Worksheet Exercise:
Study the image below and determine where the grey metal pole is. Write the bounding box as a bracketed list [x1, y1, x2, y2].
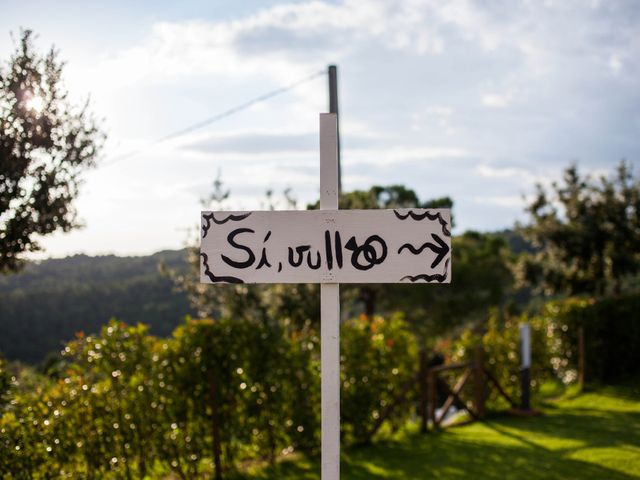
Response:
[328, 65, 341, 194]
[520, 323, 531, 411]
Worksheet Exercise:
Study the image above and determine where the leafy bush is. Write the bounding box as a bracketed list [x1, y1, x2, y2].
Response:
[1, 313, 420, 477]
[341, 314, 417, 444]
[449, 292, 640, 412]
[542, 293, 640, 384]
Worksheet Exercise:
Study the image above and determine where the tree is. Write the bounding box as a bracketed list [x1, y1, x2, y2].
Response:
[0, 30, 104, 273]
[516, 161, 640, 296]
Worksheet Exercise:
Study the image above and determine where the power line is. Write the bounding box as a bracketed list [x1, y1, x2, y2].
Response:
[102, 68, 326, 167]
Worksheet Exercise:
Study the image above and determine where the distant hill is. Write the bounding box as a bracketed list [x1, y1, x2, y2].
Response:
[0, 250, 194, 364]
[493, 229, 537, 255]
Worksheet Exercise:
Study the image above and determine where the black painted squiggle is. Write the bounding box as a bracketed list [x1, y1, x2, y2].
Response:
[202, 212, 252, 238]
[398, 243, 430, 255]
[393, 209, 451, 237]
[200, 253, 244, 284]
[393, 210, 433, 221]
[398, 233, 449, 269]
[400, 258, 450, 283]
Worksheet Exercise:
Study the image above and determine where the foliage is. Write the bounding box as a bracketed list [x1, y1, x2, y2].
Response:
[340, 314, 417, 444]
[0, 312, 421, 477]
[516, 161, 640, 296]
[540, 293, 640, 385]
[166, 317, 320, 474]
[450, 291, 640, 409]
[332, 185, 451, 215]
[2, 291, 634, 476]
[0, 30, 104, 273]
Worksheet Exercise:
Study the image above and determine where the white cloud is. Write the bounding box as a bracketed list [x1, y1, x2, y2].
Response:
[80, 0, 541, 95]
[475, 164, 537, 182]
[410, 105, 455, 133]
[346, 146, 470, 167]
[482, 91, 513, 108]
[473, 195, 525, 208]
[609, 54, 622, 75]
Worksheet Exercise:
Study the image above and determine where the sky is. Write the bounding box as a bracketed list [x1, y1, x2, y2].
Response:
[1, 0, 639, 258]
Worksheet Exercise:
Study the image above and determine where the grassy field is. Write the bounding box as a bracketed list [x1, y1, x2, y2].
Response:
[243, 386, 640, 479]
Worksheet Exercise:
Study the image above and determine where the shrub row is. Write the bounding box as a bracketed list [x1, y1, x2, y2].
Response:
[0, 314, 416, 479]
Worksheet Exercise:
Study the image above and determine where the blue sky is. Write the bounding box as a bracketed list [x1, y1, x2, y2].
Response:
[2, 0, 639, 257]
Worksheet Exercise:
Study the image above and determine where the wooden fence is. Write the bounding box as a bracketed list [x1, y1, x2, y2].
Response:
[365, 347, 517, 442]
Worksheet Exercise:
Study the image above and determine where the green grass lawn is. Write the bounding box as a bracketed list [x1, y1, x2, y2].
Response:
[244, 386, 640, 479]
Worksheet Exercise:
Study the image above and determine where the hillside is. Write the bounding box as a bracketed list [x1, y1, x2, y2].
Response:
[0, 250, 194, 363]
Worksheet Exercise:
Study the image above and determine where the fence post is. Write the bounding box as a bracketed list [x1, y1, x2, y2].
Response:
[427, 368, 437, 429]
[473, 346, 486, 419]
[419, 349, 428, 433]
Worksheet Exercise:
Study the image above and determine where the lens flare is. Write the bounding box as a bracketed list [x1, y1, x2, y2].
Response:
[25, 93, 45, 113]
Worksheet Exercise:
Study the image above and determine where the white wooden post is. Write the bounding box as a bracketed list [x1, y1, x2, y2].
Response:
[320, 113, 340, 480]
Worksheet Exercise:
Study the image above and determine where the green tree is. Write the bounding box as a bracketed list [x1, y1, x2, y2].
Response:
[0, 30, 104, 273]
[516, 161, 640, 296]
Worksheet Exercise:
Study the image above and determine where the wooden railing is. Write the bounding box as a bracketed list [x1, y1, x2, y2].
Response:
[424, 347, 517, 429]
[364, 347, 517, 442]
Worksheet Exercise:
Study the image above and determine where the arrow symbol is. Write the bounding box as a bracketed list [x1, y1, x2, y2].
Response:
[397, 233, 450, 269]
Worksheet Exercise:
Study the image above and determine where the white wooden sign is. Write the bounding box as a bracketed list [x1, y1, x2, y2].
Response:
[200, 209, 451, 284]
[200, 114, 451, 480]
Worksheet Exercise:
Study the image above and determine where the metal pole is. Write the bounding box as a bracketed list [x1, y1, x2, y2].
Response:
[320, 113, 340, 480]
[520, 323, 531, 411]
[328, 65, 341, 194]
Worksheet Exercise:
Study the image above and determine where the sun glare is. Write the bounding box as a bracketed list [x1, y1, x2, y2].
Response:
[25, 93, 45, 113]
